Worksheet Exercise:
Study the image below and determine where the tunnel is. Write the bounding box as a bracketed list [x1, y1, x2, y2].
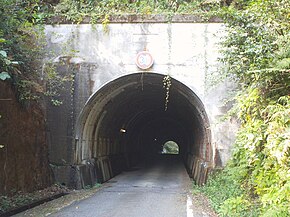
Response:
[74, 72, 213, 185]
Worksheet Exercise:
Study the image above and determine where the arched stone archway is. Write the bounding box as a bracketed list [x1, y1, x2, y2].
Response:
[74, 72, 213, 184]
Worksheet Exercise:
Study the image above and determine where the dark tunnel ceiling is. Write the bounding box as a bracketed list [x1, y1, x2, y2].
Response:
[77, 72, 212, 163]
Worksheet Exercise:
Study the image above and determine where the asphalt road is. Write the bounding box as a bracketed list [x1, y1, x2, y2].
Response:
[50, 156, 195, 217]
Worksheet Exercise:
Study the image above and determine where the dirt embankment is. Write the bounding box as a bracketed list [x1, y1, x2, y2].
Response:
[0, 81, 52, 195]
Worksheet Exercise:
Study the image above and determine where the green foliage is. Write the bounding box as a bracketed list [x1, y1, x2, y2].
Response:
[0, 0, 46, 100]
[93, 183, 102, 188]
[0, 184, 69, 214]
[0, 193, 34, 213]
[220, 196, 254, 217]
[162, 141, 179, 154]
[219, 0, 290, 88]
[230, 92, 290, 216]
[198, 0, 290, 216]
[43, 61, 75, 106]
[0, 40, 18, 81]
[194, 169, 245, 212]
[84, 182, 101, 189]
[51, 0, 224, 23]
[0, 72, 11, 81]
[0, 1, 74, 105]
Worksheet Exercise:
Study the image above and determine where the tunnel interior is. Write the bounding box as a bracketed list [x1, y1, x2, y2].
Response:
[75, 73, 213, 185]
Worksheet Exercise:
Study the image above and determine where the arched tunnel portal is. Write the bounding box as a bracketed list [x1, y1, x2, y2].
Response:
[75, 72, 213, 185]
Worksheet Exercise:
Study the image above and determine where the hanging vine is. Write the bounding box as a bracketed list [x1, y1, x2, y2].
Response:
[163, 74, 172, 111]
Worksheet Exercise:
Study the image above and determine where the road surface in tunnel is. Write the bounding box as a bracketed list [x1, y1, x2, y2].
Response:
[50, 156, 197, 217]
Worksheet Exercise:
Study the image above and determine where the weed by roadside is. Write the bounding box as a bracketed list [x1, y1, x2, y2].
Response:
[0, 184, 69, 214]
[192, 169, 261, 217]
[13, 183, 103, 217]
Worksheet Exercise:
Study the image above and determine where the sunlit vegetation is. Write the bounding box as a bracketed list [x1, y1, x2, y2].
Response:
[195, 0, 290, 216]
[0, 0, 74, 104]
[0, 1, 45, 100]
[162, 141, 179, 154]
[48, 0, 226, 23]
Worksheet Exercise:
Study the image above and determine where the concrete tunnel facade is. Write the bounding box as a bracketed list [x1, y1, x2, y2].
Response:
[45, 21, 238, 188]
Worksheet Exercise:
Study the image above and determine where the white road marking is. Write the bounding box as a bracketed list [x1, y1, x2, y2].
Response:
[187, 194, 194, 217]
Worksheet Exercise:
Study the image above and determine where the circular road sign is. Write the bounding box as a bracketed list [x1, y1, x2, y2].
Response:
[135, 51, 154, 70]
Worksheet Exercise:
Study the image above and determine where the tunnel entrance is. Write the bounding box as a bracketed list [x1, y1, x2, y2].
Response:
[75, 72, 213, 185]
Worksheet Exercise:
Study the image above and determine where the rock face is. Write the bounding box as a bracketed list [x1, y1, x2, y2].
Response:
[0, 81, 52, 195]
